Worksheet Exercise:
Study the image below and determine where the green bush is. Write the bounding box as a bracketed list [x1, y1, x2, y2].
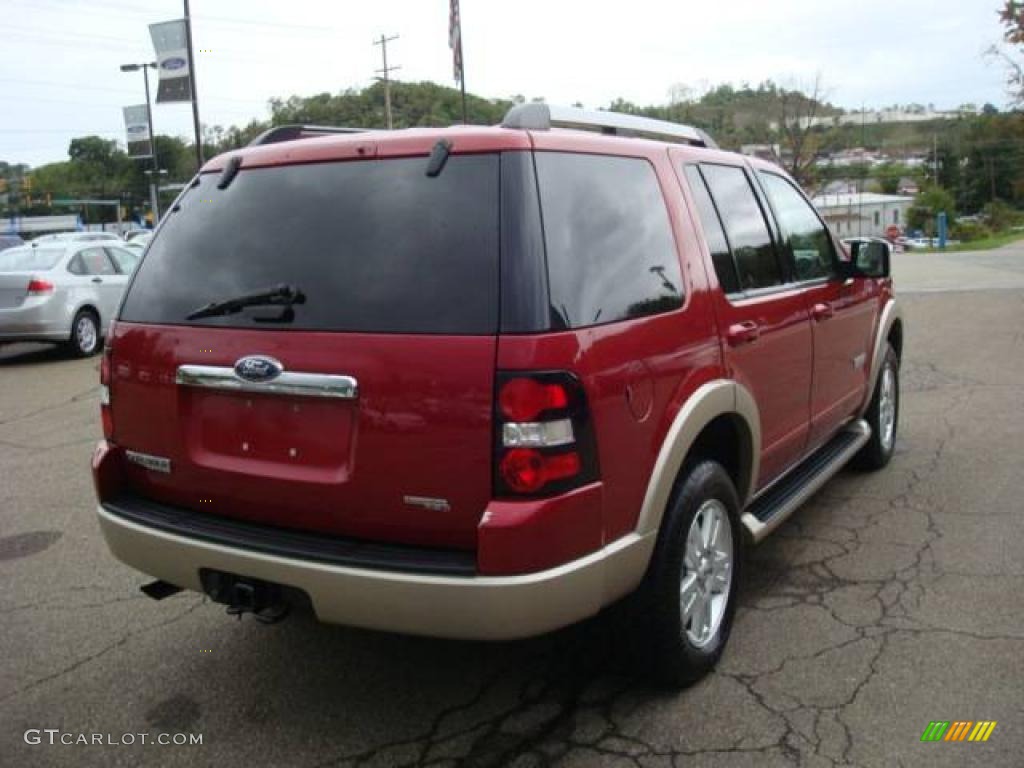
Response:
[982, 200, 1024, 231]
[950, 221, 992, 242]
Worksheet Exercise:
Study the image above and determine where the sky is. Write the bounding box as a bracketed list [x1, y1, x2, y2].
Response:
[0, 0, 1014, 168]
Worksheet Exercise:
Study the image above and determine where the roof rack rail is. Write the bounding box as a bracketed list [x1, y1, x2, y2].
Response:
[501, 103, 718, 149]
[248, 124, 367, 147]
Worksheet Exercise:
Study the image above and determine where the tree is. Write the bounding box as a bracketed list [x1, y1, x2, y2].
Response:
[908, 186, 956, 234]
[991, 1, 1023, 104]
[773, 75, 834, 186]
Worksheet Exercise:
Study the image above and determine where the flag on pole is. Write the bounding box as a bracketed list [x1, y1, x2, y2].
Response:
[149, 20, 192, 103]
[449, 0, 463, 84]
[122, 105, 152, 158]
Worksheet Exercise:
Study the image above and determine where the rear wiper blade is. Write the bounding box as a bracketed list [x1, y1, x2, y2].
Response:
[186, 284, 306, 321]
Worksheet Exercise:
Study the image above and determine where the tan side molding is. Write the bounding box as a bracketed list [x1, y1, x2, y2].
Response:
[859, 298, 902, 416]
[634, 380, 761, 538]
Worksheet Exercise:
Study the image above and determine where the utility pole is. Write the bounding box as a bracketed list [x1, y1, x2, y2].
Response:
[373, 34, 400, 130]
[858, 104, 865, 237]
[184, 0, 203, 167]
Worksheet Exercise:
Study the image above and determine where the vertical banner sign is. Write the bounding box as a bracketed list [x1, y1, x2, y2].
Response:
[449, 0, 462, 83]
[149, 20, 192, 103]
[122, 105, 151, 157]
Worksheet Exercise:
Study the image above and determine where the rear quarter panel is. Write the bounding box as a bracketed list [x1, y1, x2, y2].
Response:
[497, 140, 724, 542]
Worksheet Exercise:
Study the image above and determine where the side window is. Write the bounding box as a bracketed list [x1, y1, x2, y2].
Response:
[759, 172, 834, 281]
[106, 247, 139, 274]
[699, 164, 782, 291]
[67, 254, 85, 275]
[535, 152, 683, 329]
[683, 165, 740, 294]
[79, 247, 117, 276]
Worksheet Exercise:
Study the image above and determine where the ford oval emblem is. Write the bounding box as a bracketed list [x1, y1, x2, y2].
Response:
[162, 57, 187, 71]
[234, 355, 283, 383]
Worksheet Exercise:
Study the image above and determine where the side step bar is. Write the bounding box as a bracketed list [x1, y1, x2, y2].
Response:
[741, 419, 871, 543]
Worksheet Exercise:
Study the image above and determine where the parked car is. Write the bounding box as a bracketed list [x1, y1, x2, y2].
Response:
[128, 231, 152, 249]
[0, 240, 138, 355]
[0, 234, 25, 252]
[92, 105, 902, 686]
[34, 231, 122, 244]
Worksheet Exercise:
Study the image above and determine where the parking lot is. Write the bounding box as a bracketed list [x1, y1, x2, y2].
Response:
[2, 244, 1023, 768]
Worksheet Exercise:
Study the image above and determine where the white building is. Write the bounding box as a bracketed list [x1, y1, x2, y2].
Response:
[812, 193, 914, 238]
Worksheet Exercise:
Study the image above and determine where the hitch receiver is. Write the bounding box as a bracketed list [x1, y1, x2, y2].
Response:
[199, 569, 291, 624]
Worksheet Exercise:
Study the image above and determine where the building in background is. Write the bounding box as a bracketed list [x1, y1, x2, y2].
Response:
[812, 192, 914, 238]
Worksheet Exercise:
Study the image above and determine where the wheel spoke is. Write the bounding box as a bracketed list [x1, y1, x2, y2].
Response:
[685, 525, 702, 570]
[699, 592, 713, 639]
[709, 511, 724, 551]
[709, 560, 731, 593]
[680, 573, 700, 625]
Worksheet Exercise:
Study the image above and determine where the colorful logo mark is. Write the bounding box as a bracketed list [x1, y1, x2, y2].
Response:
[921, 721, 997, 742]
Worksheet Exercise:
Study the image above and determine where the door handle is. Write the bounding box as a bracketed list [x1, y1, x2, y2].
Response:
[726, 321, 761, 346]
[91, 277, 103, 284]
[811, 302, 834, 321]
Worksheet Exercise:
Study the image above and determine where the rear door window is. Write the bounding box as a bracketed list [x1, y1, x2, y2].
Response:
[120, 155, 499, 334]
[535, 152, 683, 329]
[79, 247, 117, 275]
[684, 166, 741, 294]
[699, 164, 783, 292]
[759, 172, 834, 281]
[106, 246, 140, 274]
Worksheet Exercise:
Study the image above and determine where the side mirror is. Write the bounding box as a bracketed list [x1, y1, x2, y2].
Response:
[844, 240, 890, 279]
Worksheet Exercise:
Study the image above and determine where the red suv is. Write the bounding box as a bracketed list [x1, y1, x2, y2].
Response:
[92, 104, 902, 686]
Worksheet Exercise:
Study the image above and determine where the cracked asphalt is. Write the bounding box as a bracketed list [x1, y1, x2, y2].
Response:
[2, 243, 1023, 767]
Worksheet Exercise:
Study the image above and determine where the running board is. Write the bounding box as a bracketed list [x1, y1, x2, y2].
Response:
[741, 419, 871, 543]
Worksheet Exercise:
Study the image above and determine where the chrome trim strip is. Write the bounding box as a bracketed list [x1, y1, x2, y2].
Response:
[741, 419, 871, 543]
[176, 364, 358, 400]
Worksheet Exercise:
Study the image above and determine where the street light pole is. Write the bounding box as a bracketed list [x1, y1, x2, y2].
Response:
[121, 62, 161, 224]
[141, 64, 160, 222]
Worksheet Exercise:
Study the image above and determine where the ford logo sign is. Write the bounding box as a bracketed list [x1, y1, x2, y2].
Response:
[234, 355, 283, 383]
[161, 57, 187, 71]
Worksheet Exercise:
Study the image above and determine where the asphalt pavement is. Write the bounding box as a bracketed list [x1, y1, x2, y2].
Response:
[1, 242, 1023, 767]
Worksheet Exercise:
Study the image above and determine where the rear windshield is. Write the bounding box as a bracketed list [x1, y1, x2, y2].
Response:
[0, 247, 64, 272]
[120, 154, 499, 334]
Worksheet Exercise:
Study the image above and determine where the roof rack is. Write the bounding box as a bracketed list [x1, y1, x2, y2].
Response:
[248, 124, 367, 147]
[501, 103, 717, 149]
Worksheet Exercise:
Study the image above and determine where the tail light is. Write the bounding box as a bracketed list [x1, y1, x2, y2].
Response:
[26, 277, 54, 295]
[99, 342, 113, 440]
[494, 372, 599, 497]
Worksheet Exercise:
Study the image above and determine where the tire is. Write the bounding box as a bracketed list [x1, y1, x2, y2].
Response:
[68, 309, 101, 357]
[855, 343, 899, 470]
[627, 460, 743, 688]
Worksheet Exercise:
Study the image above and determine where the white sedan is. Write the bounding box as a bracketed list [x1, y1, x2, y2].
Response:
[0, 240, 140, 356]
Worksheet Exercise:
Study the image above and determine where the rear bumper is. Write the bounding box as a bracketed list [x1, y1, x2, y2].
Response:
[96, 504, 655, 640]
[0, 298, 69, 340]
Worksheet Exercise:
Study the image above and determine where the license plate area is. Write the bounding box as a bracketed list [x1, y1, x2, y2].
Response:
[181, 390, 356, 482]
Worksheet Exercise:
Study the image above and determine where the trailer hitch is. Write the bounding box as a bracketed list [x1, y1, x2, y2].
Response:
[199, 569, 291, 624]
